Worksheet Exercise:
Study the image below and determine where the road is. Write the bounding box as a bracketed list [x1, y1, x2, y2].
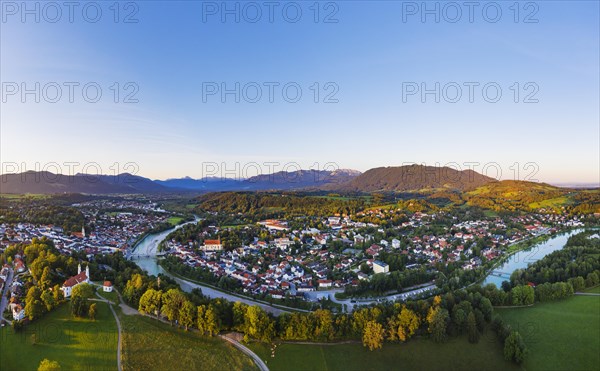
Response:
[0, 268, 14, 325]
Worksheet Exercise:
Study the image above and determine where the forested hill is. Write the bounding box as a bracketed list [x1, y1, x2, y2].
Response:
[324, 165, 495, 192]
[465, 180, 600, 214]
[195, 192, 365, 218]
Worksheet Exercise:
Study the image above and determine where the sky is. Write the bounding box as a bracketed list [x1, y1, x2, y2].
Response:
[1, 1, 599, 184]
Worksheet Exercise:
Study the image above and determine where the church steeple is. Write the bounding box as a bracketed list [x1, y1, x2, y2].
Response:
[85, 264, 90, 279]
[82, 226, 86, 238]
[78, 263, 81, 274]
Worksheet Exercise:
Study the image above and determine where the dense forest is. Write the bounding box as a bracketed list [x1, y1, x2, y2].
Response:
[195, 192, 366, 219]
[464, 181, 600, 214]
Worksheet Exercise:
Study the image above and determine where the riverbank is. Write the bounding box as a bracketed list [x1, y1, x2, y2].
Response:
[158, 262, 310, 315]
[480, 227, 586, 287]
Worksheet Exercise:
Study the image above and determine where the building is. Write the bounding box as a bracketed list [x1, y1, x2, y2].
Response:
[103, 281, 113, 292]
[11, 303, 25, 321]
[373, 260, 389, 274]
[318, 279, 332, 288]
[202, 239, 223, 252]
[13, 258, 26, 273]
[259, 220, 289, 231]
[274, 238, 293, 250]
[61, 264, 90, 298]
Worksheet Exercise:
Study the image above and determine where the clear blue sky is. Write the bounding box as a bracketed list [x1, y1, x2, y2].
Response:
[1, 1, 598, 184]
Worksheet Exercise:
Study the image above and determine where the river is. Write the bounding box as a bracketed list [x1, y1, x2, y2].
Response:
[482, 228, 586, 287]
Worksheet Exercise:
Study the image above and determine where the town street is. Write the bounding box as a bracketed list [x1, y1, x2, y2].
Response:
[0, 267, 14, 324]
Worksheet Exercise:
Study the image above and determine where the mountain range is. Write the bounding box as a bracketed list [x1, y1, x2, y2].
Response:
[0, 165, 578, 195]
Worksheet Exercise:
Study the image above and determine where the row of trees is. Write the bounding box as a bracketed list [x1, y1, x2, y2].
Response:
[130, 267, 498, 353]
[138, 287, 276, 342]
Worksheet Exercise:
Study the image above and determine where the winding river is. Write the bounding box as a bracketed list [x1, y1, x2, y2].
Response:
[482, 228, 586, 287]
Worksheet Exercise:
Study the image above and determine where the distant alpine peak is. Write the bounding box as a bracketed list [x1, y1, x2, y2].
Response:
[330, 168, 362, 176]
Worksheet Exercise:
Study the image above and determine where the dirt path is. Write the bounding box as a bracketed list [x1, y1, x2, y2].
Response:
[220, 334, 269, 371]
[95, 292, 123, 371]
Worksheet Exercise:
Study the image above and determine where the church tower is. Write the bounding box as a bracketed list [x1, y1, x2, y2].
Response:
[78, 263, 81, 275]
[85, 265, 90, 279]
[82, 226, 86, 238]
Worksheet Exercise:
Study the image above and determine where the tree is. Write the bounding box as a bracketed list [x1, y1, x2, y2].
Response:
[586, 272, 599, 287]
[429, 308, 449, 343]
[313, 309, 334, 341]
[232, 302, 248, 332]
[139, 289, 162, 317]
[452, 308, 466, 333]
[25, 286, 45, 321]
[479, 297, 493, 321]
[39, 267, 52, 291]
[197, 305, 207, 334]
[179, 300, 196, 331]
[204, 305, 220, 336]
[568, 276, 585, 292]
[123, 273, 146, 307]
[504, 331, 528, 363]
[41, 291, 55, 312]
[52, 285, 64, 304]
[388, 305, 420, 342]
[71, 283, 94, 300]
[38, 359, 61, 371]
[243, 306, 274, 343]
[161, 289, 186, 325]
[70, 296, 89, 317]
[362, 320, 385, 351]
[467, 312, 479, 343]
[511, 285, 534, 306]
[88, 303, 97, 320]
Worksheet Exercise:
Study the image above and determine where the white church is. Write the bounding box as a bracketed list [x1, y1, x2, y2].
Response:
[61, 264, 90, 298]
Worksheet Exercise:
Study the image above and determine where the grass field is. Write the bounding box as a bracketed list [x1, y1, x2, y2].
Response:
[497, 295, 600, 371]
[529, 196, 571, 209]
[248, 333, 520, 371]
[585, 286, 600, 294]
[0, 302, 118, 371]
[96, 287, 120, 304]
[167, 216, 184, 226]
[119, 311, 257, 371]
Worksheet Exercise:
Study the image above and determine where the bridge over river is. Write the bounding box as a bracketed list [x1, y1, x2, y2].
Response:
[488, 271, 512, 279]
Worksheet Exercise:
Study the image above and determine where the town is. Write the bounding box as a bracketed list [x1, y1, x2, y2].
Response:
[1, 194, 589, 323]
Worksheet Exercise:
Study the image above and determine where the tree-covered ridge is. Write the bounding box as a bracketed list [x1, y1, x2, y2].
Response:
[325, 165, 495, 192]
[191, 181, 599, 219]
[195, 192, 366, 218]
[464, 181, 599, 214]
